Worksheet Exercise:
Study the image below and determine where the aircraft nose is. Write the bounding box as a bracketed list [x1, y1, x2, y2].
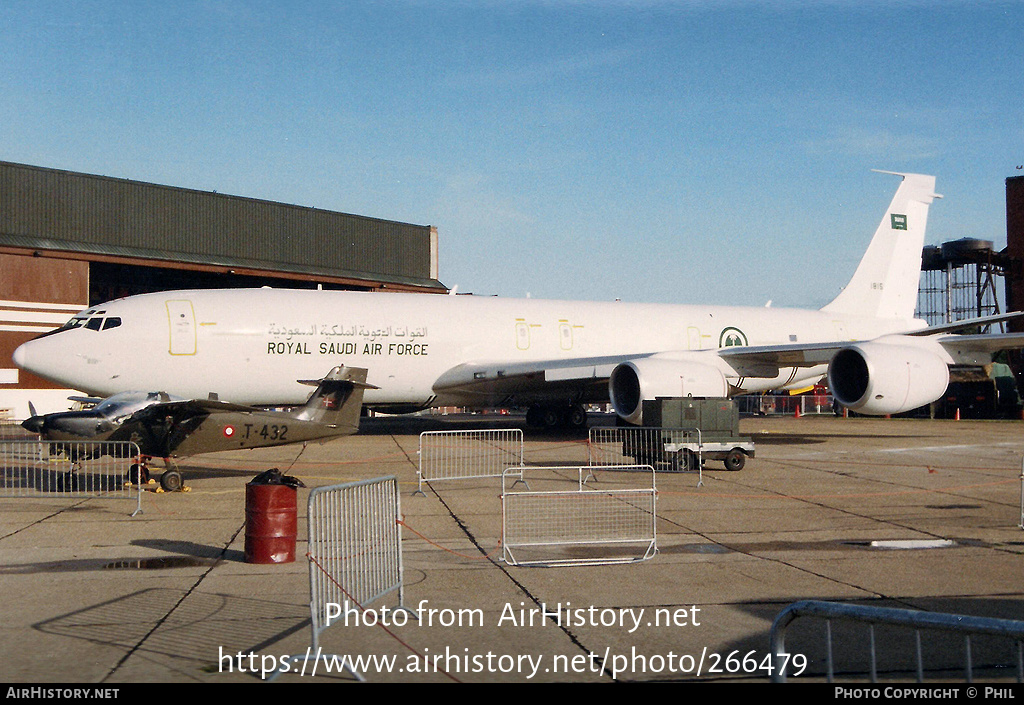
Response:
[12, 342, 28, 370]
[21, 416, 44, 434]
[12, 335, 80, 387]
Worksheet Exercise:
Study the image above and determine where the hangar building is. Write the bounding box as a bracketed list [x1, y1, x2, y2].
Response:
[0, 160, 445, 417]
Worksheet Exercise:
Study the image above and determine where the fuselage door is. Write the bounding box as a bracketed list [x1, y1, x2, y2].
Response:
[559, 320, 573, 351]
[515, 319, 530, 350]
[166, 300, 197, 355]
[687, 326, 701, 350]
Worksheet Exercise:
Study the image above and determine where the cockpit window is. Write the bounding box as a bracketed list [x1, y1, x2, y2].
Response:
[94, 391, 181, 422]
[32, 313, 122, 339]
[31, 316, 84, 339]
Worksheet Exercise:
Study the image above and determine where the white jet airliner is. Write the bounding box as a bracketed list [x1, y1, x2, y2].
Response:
[12, 171, 1024, 427]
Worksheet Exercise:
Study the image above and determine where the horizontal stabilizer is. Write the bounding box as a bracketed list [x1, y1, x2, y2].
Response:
[298, 366, 379, 389]
[909, 311, 1024, 336]
[67, 395, 104, 406]
[937, 332, 1024, 354]
[292, 366, 371, 429]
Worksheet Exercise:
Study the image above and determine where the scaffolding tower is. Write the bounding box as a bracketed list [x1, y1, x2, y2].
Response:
[915, 238, 1021, 419]
[916, 239, 1009, 331]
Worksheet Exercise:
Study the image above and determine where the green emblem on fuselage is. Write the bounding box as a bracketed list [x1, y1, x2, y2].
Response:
[719, 327, 748, 348]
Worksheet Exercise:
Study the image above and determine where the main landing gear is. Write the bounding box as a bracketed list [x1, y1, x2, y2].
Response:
[126, 461, 150, 485]
[525, 403, 589, 431]
[125, 456, 184, 491]
[159, 469, 183, 492]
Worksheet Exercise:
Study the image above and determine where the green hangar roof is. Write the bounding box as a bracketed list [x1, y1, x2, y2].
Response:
[0, 160, 444, 292]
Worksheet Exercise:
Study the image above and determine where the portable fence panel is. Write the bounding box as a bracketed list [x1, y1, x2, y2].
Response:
[417, 429, 524, 491]
[0, 440, 143, 514]
[770, 600, 1024, 683]
[501, 466, 657, 567]
[589, 427, 701, 472]
[307, 476, 406, 649]
[0, 418, 32, 440]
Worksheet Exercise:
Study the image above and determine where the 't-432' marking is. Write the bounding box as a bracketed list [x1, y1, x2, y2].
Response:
[242, 424, 288, 442]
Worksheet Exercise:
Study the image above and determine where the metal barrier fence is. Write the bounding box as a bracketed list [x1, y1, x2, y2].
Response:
[0, 418, 34, 439]
[501, 465, 658, 567]
[280, 476, 409, 681]
[416, 428, 524, 494]
[0, 440, 143, 515]
[589, 426, 706, 486]
[770, 600, 1024, 683]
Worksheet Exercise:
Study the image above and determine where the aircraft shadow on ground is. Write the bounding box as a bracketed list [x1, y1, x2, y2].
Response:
[357, 413, 589, 441]
[357, 414, 933, 447]
[747, 430, 943, 446]
[166, 464, 263, 481]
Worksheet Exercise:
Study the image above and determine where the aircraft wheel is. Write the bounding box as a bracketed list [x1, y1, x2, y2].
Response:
[724, 449, 746, 471]
[671, 450, 697, 471]
[541, 407, 563, 428]
[160, 470, 183, 492]
[566, 404, 588, 429]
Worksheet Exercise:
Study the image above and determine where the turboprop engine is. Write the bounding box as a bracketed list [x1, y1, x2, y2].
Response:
[609, 355, 728, 425]
[827, 340, 950, 416]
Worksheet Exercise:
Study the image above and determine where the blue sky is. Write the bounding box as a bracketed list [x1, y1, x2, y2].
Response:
[2, 1, 1021, 307]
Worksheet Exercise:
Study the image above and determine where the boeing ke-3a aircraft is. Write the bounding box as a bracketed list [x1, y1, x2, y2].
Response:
[13, 171, 1024, 428]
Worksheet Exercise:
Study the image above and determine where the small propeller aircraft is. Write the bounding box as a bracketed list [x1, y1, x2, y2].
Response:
[21, 366, 374, 491]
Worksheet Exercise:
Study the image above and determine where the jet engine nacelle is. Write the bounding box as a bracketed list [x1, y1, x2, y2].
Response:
[827, 341, 950, 415]
[609, 356, 728, 425]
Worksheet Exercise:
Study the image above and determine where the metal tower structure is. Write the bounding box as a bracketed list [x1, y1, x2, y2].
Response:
[916, 239, 1009, 331]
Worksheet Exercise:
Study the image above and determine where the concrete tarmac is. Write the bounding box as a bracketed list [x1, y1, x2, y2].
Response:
[3, 413, 1024, 684]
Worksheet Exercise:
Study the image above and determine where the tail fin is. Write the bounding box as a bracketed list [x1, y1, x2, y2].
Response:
[290, 366, 375, 432]
[821, 171, 942, 320]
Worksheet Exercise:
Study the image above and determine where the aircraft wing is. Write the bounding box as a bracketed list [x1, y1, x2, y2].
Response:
[432, 345, 832, 405]
[906, 311, 1024, 336]
[164, 399, 258, 413]
[716, 329, 1024, 371]
[934, 332, 1024, 354]
[432, 353, 656, 398]
[129, 398, 257, 425]
[716, 341, 843, 370]
[718, 313, 1024, 369]
[433, 318, 1024, 403]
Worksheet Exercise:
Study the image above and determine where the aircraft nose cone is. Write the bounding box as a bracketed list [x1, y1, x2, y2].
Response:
[12, 343, 28, 370]
[22, 416, 45, 434]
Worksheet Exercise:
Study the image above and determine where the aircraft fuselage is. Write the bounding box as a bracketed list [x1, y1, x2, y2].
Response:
[13, 288, 923, 410]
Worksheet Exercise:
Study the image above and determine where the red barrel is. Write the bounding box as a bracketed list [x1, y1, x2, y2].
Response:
[244, 483, 298, 564]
